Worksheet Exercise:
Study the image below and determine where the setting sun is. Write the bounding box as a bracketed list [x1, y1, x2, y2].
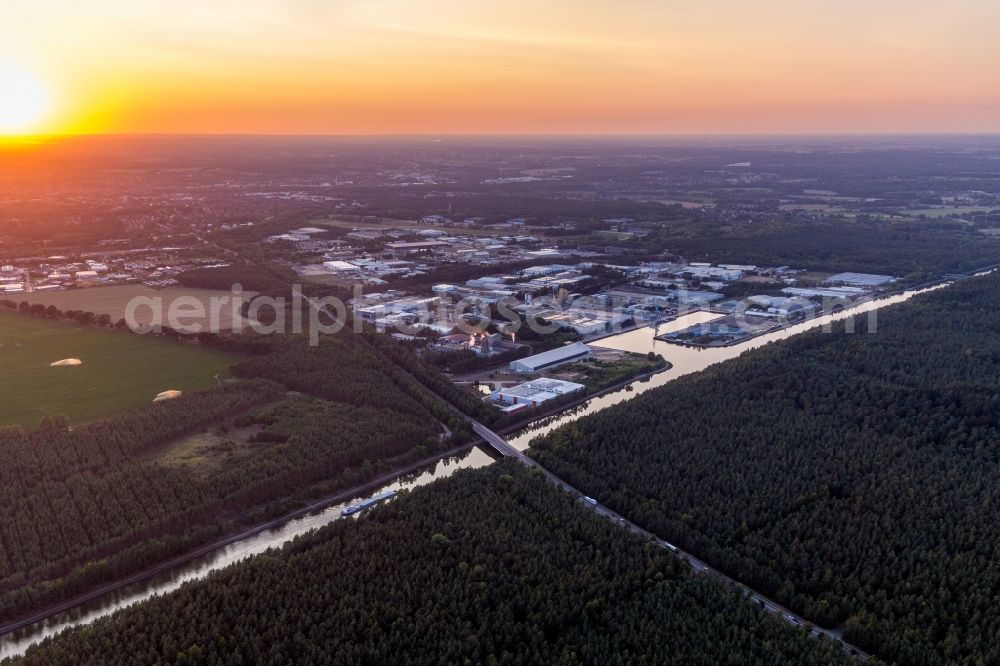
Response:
[0, 60, 49, 134]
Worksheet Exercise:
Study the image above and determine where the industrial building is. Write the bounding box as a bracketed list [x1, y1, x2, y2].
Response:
[827, 272, 895, 287]
[524, 248, 564, 259]
[323, 260, 361, 274]
[675, 290, 725, 306]
[489, 378, 586, 407]
[634, 278, 679, 290]
[509, 342, 591, 373]
[745, 295, 819, 317]
[354, 296, 439, 322]
[431, 332, 511, 356]
[674, 265, 744, 281]
[526, 307, 631, 335]
[466, 276, 511, 289]
[666, 322, 747, 340]
[385, 240, 451, 254]
[782, 286, 865, 299]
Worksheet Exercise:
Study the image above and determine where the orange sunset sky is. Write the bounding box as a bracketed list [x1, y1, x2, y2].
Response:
[2, 0, 999, 135]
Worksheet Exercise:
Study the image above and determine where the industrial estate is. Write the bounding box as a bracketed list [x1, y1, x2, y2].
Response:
[1, 134, 999, 666]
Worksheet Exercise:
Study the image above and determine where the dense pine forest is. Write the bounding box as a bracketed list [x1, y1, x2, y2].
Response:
[639, 217, 1000, 280]
[0, 381, 277, 618]
[531, 273, 1000, 665]
[9, 463, 855, 666]
[0, 327, 473, 624]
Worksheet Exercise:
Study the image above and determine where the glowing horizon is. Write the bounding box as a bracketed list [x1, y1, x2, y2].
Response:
[3, 0, 999, 136]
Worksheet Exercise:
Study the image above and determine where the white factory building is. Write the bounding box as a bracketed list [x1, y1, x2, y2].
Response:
[782, 286, 865, 299]
[676, 265, 743, 281]
[826, 272, 895, 287]
[745, 295, 819, 316]
[354, 296, 439, 322]
[509, 342, 591, 373]
[489, 378, 585, 408]
[530, 308, 631, 335]
[323, 260, 362, 275]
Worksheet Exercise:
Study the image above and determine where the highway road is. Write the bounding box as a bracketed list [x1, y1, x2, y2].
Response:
[471, 420, 870, 662]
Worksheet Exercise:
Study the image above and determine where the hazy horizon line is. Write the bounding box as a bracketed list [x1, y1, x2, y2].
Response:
[6, 130, 1000, 142]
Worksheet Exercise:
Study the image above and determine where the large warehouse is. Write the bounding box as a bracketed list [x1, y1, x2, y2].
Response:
[489, 378, 586, 407]
[509, 342, 591, 373]
[827, 272, 895, 287]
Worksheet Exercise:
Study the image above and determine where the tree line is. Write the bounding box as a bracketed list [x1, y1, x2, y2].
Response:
[1, 298, 275, 355]
[0, 299, 116, 328]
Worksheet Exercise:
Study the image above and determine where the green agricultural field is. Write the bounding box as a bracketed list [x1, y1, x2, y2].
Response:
[23, 284, 258, 330]
[903, 206, 996, 219]
[0, 311, 240, 429]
